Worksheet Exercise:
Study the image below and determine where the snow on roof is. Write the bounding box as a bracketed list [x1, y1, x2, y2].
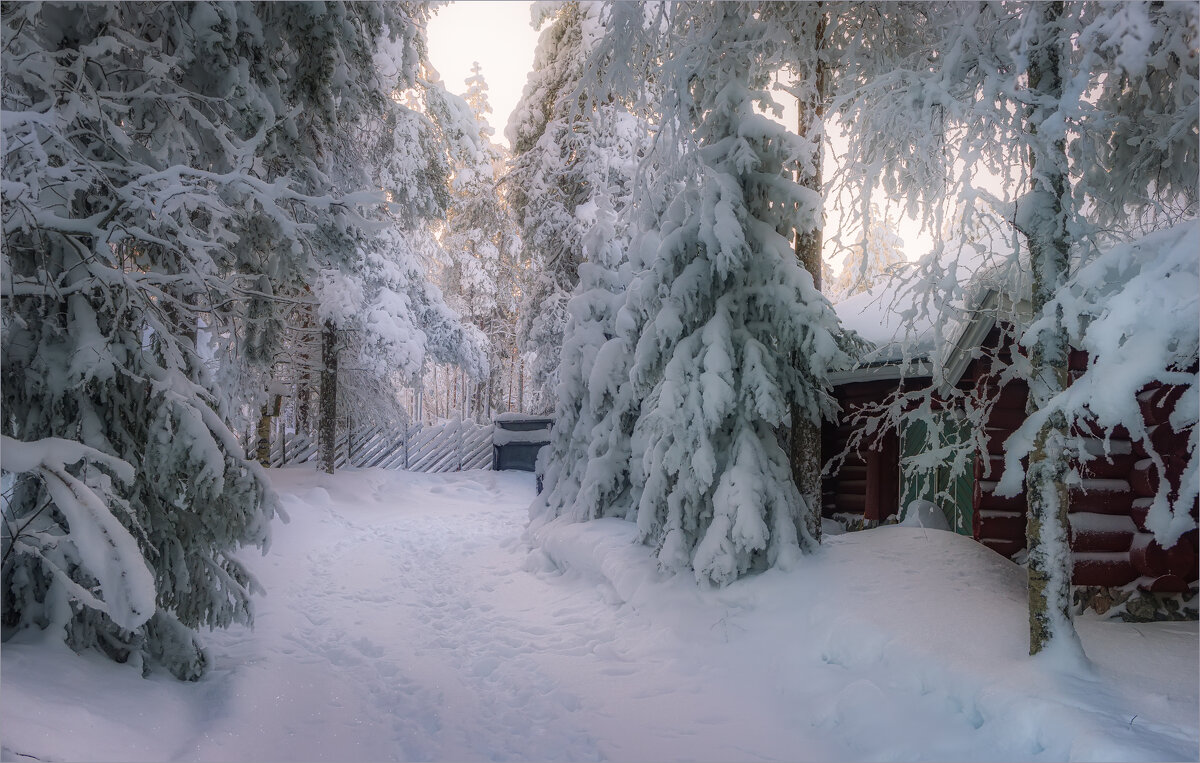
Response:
[833, 278, 936, 363]
[832, 228, 1022, 380]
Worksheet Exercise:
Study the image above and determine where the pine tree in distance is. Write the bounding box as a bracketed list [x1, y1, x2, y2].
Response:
[439, 62, 522, 420]
[506, 1, 599, 415]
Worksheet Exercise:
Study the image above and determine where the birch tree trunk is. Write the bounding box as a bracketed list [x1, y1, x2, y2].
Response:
[319, 319, 339, 475]
[1018, 0, 1082, 658]
[790, 7, 828, 545]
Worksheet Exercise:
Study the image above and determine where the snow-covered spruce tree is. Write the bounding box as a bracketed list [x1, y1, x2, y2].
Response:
[256, 2, 410, 474]
[231, 3, 432, 452]
[530, 190, 629, 526]
[253, 3, 485, 469]
[526, 95, 646, 522]
[1, 2, 291, 677]
[346, 69, 491, 424]
[610, 3, 848, 585]
[505, 1, 608, 415]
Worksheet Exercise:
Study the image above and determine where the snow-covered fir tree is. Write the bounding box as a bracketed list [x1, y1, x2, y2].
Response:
[1, 2, 290, 677]
[520, 11, 651, 524]
[336, 74, 490, 431]
[251, 4, 486, 464]
[0, 0, 484, 674]
[531, 191, 632, 525]
[592, 3, 851, 585]
[528, 107, 662, 528]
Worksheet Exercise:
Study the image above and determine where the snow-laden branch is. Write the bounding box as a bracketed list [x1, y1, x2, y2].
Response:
[1, 436, 156, 631]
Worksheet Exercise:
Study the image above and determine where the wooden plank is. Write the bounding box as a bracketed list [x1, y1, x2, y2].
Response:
[364, 437, 406, 469]
[408, 438, 450, 471]
[462, 439, 493, 470]
[347, 426, 383, 467]
[353, 428, 394, 467]
[410, 434, 457, 471]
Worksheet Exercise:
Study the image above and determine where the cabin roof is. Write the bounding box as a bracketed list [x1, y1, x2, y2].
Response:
[831, 228, 1023, 387]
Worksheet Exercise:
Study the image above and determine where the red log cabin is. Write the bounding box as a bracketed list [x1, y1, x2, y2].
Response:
[827, 275, 1198, 616]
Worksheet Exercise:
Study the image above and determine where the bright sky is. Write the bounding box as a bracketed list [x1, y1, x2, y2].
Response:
[426, 1, 933, 268]
[426, 1, 540, 148]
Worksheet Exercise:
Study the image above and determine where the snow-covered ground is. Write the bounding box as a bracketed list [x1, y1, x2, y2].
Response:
[2, 467, 1196, 762]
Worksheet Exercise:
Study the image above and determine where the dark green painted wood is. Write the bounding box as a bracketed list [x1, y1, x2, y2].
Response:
[900, 412, 974, 535]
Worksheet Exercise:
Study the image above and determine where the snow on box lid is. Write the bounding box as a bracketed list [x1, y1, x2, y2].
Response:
[492, 414, 553, 445]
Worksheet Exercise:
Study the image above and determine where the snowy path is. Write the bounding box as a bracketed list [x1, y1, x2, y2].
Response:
[183, 470, 594, 761]
[2, 466, 1196, 762]
[182, 468, 831, 763]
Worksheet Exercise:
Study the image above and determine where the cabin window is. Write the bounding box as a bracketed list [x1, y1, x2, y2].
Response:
[900, 409, 974, 535]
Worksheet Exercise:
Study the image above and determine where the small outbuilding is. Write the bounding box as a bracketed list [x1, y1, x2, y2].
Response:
[492, 414, 554, 472]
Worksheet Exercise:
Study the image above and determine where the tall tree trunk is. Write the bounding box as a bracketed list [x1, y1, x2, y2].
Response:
[256, 403, 272, 466]
[297, 297, 314, 436]
[486, 372, 494, 420]
[790, 7, 828, 546]
[1019, 0, 1081, 658]
[518, 355, 525, 413]
[297, 380, 311, 435]
[319, 319, 339, 475]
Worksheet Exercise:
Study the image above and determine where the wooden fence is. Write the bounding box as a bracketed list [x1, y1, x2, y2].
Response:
[270, 417, 494, 472]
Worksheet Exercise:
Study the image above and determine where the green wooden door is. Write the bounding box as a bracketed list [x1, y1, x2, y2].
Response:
[900, 411, 974, 535]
